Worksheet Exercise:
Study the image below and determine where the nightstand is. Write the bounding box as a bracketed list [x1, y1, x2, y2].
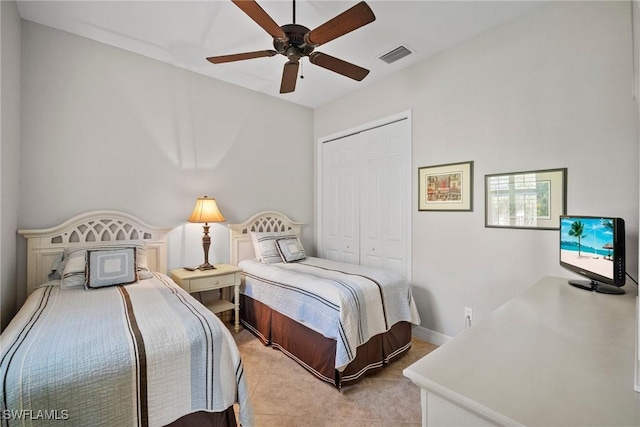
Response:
[170, 264, 242, 332]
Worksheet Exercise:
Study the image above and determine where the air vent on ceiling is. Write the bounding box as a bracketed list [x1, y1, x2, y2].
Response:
[379, 46, 412, 64]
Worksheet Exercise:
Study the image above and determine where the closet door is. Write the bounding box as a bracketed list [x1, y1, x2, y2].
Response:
[359, 120, 410, 275]
[322, 136, 360, 264]
[321, 118, 410, 278]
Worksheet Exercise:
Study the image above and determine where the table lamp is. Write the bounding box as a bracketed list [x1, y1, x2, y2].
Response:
[188, 196, 225, 270]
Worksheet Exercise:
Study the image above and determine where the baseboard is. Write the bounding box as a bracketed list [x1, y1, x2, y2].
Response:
[412, 324, 452, 346]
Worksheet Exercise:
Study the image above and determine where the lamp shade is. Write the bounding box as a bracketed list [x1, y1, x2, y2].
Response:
[187, 196, 225, 224]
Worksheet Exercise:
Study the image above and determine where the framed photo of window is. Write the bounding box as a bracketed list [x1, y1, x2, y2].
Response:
[485, 168, 566, 230]
[418, 161, 473, 211]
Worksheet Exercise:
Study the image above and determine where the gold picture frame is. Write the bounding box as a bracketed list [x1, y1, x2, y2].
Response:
[418, 161, 473, 211]
[485, 168, 567, 230]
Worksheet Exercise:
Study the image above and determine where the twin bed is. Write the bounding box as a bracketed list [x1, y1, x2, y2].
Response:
[1, 211, 252, 427]
[1, 209, 421, 426]
[229, 211, 421, 389]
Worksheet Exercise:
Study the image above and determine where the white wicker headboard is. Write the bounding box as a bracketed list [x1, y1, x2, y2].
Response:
[228, 211, 304, 265]
[18, 210, 171, 296]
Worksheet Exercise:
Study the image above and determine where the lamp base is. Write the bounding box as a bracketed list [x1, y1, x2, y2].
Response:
[198, 262, 216, 271]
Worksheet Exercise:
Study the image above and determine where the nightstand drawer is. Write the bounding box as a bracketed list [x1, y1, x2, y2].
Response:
[189, 273, 236, 292]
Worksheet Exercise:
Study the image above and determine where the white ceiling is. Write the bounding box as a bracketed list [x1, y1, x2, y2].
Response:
[16, 0, 547, 108]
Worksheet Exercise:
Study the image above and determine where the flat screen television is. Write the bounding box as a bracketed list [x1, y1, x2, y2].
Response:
[559, 215, 626, 294]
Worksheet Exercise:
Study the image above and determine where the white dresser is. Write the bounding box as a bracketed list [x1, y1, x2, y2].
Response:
[404, 276, 640, 426]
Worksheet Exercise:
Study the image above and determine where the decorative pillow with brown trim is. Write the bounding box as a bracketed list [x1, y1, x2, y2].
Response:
[275, 236, 307, 263]
[85, 247, 137, 289]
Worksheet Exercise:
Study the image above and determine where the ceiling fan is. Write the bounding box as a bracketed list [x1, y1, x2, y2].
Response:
[206, 0, 376, 94]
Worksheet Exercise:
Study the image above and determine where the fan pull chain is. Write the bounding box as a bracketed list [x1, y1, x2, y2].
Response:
[300, 59, 304, 80]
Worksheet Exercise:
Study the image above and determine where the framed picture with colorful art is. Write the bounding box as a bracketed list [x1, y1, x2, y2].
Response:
[418, 161, 473, 211]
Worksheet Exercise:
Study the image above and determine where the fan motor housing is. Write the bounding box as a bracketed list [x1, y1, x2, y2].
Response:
[274, 24, 314, 58]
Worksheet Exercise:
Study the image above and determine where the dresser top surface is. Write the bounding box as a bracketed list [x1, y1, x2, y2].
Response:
[404, 276, 640, 426]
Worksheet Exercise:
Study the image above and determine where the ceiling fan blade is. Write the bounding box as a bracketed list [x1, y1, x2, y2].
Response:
[206, 50, 278, 64]
[305, 1, 375, 47]
[232, 0, 287, 40]
[280, 61, 299, 93]
[309, 52, 369, 81]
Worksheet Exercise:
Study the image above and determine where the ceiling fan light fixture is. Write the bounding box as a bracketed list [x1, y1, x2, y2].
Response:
[286, 46, 302, 62]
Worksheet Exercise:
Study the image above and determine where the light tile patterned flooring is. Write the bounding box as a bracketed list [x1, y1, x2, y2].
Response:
[230, 325, 438, 426]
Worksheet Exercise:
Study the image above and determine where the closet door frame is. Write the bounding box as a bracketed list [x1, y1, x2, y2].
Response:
[316, 110, 412, 281]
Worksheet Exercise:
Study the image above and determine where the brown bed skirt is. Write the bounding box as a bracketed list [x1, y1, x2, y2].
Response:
[240, 294, 412, 389]
[165, 407, 236, 427]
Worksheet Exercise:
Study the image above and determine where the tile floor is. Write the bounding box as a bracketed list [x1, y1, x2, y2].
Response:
[231, 325, 438, 426]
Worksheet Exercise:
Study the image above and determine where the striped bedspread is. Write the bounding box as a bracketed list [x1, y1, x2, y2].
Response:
[0, 273, 253, 427]
[239, 257, 421, 371]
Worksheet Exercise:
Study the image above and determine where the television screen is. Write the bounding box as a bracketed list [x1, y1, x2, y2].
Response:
[559, 215, 625, 294]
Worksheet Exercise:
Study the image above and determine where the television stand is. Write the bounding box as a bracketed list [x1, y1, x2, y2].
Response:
[568, 279, 625, 294]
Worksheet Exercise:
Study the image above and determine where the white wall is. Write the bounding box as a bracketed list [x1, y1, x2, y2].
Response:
[1, 1, 22, 330]
[17, 22, 314, 305]
[315, 1, 639, 338]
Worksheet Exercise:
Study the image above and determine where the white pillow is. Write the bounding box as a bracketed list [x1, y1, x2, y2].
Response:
[275, 236, 306, 263]
[251, 231, 297, 264]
